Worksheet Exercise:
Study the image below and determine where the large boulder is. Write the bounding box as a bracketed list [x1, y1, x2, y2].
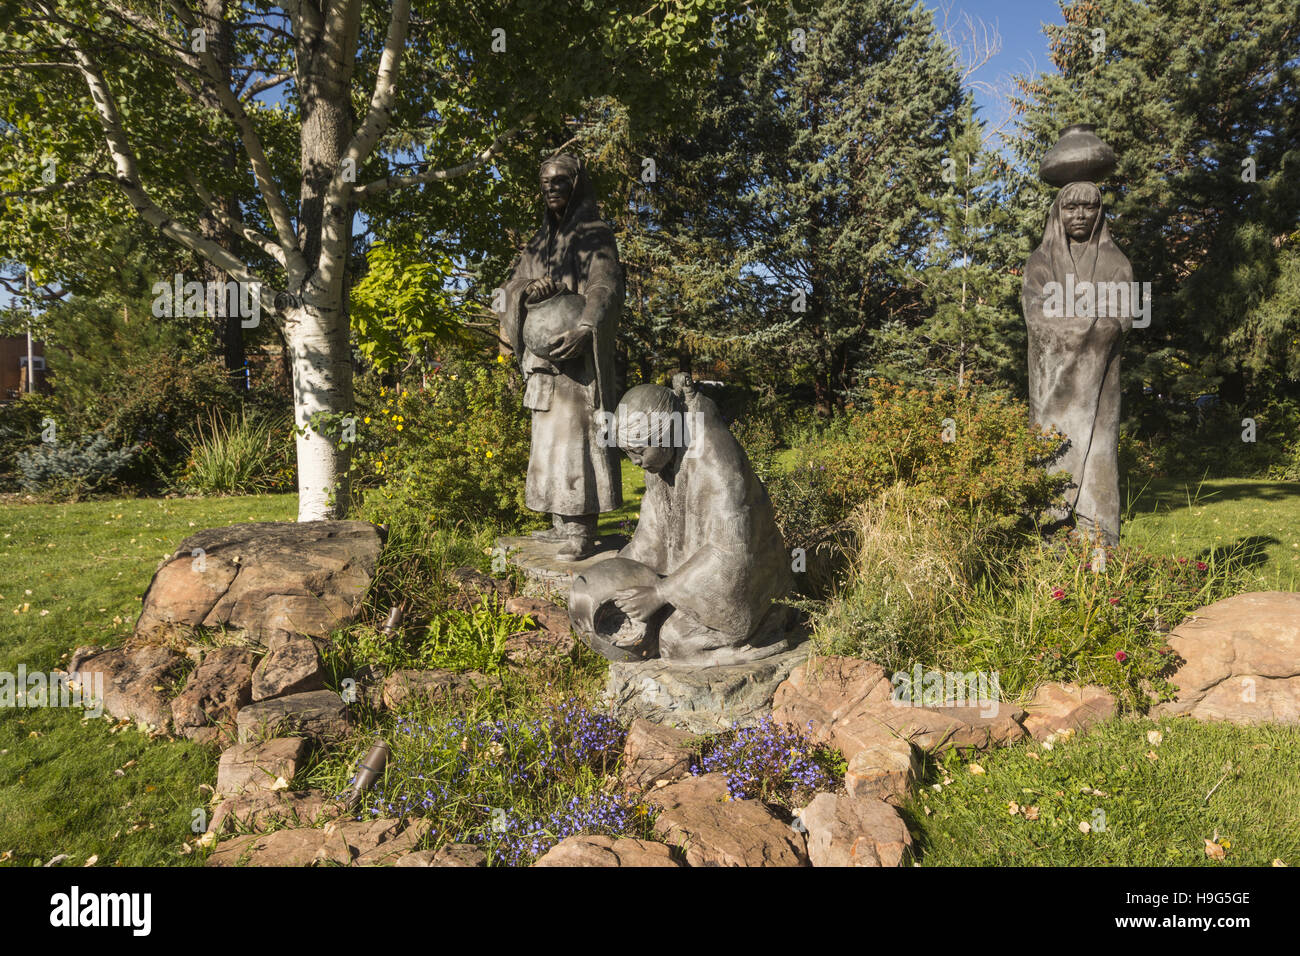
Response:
[618, 718, 696, 793]
[67, 644, 186, 732]
[170, 646, 256, 744]
[1155, 592, 1300, 725]
[772, 656, 1027, 758]
[135, 521, 384, 645]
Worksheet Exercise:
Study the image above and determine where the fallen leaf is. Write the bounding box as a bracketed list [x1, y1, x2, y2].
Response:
[1205, 840, 1225, 860]
[1147, 730, 1163, 746]
[1272, 859, 1287, 867]
[83, 855, 98, 867]
[1146, 750, 1159, 762]
[1024, 806, 1040, 821]
[1008, 801, 1021, 816]
[969, 763, 986, 775]
[1078, 821, 1091, 834]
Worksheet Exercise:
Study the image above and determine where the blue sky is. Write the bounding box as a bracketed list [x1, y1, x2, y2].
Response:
[935, 0, 1065, 134]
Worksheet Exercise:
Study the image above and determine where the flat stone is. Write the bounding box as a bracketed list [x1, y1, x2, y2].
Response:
[354, 818, 433, 866]
[396, 844, 488, 868]
[67, 644, 186, 732]
[772, 656, 1027, 758]
[648, 773, 809, 867]
[206, 827, 352, 867]
[534, 835, 681, 867]
[252, 632, 326, 701]
[208, 788, 341, 835]
[1155, 592, 1300, 725]
[170, 646, 255, 745]
[135, 520, 384, 645]
[604, 646, 810, 734]
[495, 535, 625, 597]
[501, 595, 576, 666]
[619, 718, 696, 792]
[379, 669, 500, 711]
[800, 792, 913, 867]
[235, 690, 350, 743]
[1022, 682, 1117, 741]
[215, 738, 310, 799]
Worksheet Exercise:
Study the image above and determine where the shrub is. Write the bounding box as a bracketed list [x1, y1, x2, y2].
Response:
[352, 354, 539, 533]
[0, 395, 56, 489]
[16, 432, 141, 498]
[180, 408, 295, 495]
[795, 379, 1070, 529]
[812, 484, 1003, 672]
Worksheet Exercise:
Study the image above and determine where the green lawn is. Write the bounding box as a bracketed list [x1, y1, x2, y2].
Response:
[1123, 477, 1300, 590]
[0, 479, 1295, 867]
[0, 494, 296, 866]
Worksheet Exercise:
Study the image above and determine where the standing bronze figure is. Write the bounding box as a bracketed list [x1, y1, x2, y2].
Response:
[498, 154, 624, 560]
[1023, 125, 1134, 545]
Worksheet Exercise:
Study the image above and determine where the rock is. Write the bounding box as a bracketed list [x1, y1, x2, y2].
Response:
[235, 690, 350, 743]
[417, 844, 488, 868]
[534, 835, 681, 867]
[772, 656, 1027, 758]
[1155, 592, 1300, 725]
[206, 816, 428, 867]
[604, 646, 810, 734]
[135, 520, 384, 645]
[494, 534, 625, 598]
[215, 738, 310, 799]
[505, 595, 571, 635]
[619, 719, 696, 792]
[800, 792, 913, 867]
[648, 773, 809, 867]
[67, 644, 186, 732]
[206, 828, 352, 867]
[1022, 682, 1117, 741]
[354, 818, 433, 866]
[844, 737, 919, 806]
[252, 632, 326, 701]
[170, 646, 256, 745]
[208, 788, 340, 835]
[501, 602, 577, 666]
[379, 669, 501, 712]
[446, 567, 514, 610]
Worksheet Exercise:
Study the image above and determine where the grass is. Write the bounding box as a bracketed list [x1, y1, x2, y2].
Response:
[907, 716, 1300, 866]
[1123, 477, 1300, 590]
[0, 493, 296, 866]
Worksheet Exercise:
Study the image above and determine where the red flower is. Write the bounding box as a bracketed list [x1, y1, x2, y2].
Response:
[1051, 587, 1066, 600]
[1108, 596, 1120, 605]
[1115, 651, 1128, 663]
[1195, 561, 1207, 571]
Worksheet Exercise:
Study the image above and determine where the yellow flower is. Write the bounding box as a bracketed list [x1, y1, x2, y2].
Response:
[486, 451, 493, 458]
[396, 424, 403, 431]
[363, 416, 371, 424]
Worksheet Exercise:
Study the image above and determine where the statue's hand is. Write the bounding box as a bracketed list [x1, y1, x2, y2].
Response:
[524, 277, 560, 303]
[613, 584, 664, 623]
[547, 325, 590, 361]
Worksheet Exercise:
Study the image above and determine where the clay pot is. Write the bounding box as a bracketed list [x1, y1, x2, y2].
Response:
[523, 291, 587, 360]
[1040, 123, 1117, 186]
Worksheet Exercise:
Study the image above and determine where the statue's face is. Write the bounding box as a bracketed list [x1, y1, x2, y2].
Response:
[540, 165, 574, 216]
[623, 441, 676, 474]
[1062, 197, 1101, 241]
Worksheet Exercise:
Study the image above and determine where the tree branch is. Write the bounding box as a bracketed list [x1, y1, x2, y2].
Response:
[353, 116, 534, 200]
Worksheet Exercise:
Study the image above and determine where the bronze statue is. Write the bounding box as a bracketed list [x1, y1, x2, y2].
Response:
[569, 378, 797, 664]
[1023, 125, 1134, 546]
[498, 154, 623, 560]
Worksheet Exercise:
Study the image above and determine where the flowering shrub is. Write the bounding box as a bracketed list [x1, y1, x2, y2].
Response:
[692, 716, 841, 808]
[795, 379, 1070, 529]
[351, 355, 539, 533]
[953, 535, 1250, 710]
[345, 699, 649, 865]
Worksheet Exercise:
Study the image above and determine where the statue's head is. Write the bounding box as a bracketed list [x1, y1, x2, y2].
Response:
[539, 153, 581, 218]
[614, 384, 685, 474]
[1059, 181, 1102, 242]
